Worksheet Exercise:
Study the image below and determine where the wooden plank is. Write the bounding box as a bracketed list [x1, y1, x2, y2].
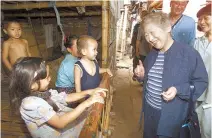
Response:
[2, 1, 102, 10]
[1, 110, 24, 123]
[1, 121, 29, 133]
[2, 131, 31, 138]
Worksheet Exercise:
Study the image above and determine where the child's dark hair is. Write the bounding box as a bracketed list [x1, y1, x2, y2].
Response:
[9, 57, 59, 114]
[3, 19, 20, 29]
[64, 35, 78, 48]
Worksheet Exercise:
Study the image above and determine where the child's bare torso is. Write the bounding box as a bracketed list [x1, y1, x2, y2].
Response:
[7, 39, 29, 65]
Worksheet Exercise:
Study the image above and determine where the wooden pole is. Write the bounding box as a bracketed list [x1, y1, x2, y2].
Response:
[102, 85, 114, 137]
[2, 1, 102, 10]
[79, 73, 110, 138]
[101, 1, 109, 68]
[3, 11, 101, 17]
[120, 5, 128, 59]
[116, 11, 124, 52]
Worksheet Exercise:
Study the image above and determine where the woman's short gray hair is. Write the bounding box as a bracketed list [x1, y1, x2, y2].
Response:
[142, 12, 171, 30]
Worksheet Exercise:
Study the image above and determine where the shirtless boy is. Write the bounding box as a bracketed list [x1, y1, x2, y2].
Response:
[2, 21, 31, 71]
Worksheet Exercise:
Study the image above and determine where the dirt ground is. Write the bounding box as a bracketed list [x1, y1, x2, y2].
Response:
[109, 55, 143, 138]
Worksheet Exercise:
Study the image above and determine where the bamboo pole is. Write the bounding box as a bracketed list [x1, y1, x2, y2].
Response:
[101, 1, 109, 68]
[4, 11, 101, 17]
[2, 1, 102, 10]
[102, 85, 113, 137]
[116, 11, 124, 52]
[79, 73, 110, 138]
[120, 5, 128, 59]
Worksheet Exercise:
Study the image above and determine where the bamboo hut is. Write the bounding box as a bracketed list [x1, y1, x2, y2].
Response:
[1, 1, 124, 137]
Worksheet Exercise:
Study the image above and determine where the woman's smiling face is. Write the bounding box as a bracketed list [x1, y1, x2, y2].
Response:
[144, 23, 170, 50]
[198, 15, 212, 33]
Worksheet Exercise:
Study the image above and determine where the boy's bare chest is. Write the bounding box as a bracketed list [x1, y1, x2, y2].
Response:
[9, 41, 27, 51]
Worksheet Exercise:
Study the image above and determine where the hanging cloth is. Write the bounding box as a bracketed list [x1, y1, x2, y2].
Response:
[44, 24, 54, 49]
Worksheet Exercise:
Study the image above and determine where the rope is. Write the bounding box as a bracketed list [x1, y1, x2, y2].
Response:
[27, 15, 43, 57]
[49, 1, 66, 52]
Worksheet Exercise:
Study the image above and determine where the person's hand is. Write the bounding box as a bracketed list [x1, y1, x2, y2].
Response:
[134, 60, 145, 78]
[85, 94, 105, 107]
[89, 88, 108, 97]
[161, 87, 177, 102]
[135, 51, 139, 57]
[106, 68, 113, 77]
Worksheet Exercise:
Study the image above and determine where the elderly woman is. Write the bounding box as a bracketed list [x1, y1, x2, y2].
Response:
[134, 12, 208, 138]
[194, 3, 211, 138]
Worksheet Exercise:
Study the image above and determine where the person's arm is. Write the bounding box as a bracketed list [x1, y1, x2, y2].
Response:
[65, 88, 107, 103]
[23, 39, 31, 56]
[136, 26, 141, 57]
[47, 94, 104, 129]
[174, 51, 208, 101]
[2, 41, 12, 70]
[135, 40, 140, 57]
[99, 67, 113, 77]
[74, 65, 82, 92]
[188, 20, 196, 47]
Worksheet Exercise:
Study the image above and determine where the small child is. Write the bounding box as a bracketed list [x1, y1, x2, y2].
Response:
[74, 35, 113, 92]
[2, 20, 31, 71]
[9, 57, 107, 138]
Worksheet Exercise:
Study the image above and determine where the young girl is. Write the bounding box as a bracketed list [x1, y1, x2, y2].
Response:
[9, 57, 107, 138]
[74, 35, 113, 92]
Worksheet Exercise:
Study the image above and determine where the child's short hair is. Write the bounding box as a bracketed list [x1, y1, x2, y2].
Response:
[3, 19, 20, 29]
[77, 35, 96, 55]
[64, 35, 78, 48]
[142, 12, 171, 30]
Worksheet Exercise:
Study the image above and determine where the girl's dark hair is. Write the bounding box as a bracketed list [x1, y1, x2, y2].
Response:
[64, 35, 78, 48]
[9, 57, 58, 115]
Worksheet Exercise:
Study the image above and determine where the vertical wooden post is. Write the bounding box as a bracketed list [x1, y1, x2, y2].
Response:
[102, 1, 109, 68]
[120, 5, 128, 59]
[116, 10, 124, 53]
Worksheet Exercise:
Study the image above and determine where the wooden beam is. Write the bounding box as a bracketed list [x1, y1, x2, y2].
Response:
[101, 1, 109, 67]
[3, 11, 101, 17]
[79, 73, 110, 138]
[76, 6, 86, 14]
[1, 1, 102, 10]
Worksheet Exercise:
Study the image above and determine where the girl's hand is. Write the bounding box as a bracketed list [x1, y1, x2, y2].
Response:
[89, 88, 108, 97]
[85, 94, 105, 107]
[161, 87, 177, 102]
[106, 68, 113, 77]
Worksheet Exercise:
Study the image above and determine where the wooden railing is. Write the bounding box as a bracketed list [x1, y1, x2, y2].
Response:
[79, 73, 111, 138]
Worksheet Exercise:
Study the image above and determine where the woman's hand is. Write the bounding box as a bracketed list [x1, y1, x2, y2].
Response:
[85, 94, 105, 107]
[134, 60, 145, 78]
[106, 68, 113, 77]
[88, 88, 108, 97]
[161, 87, 177, 102]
